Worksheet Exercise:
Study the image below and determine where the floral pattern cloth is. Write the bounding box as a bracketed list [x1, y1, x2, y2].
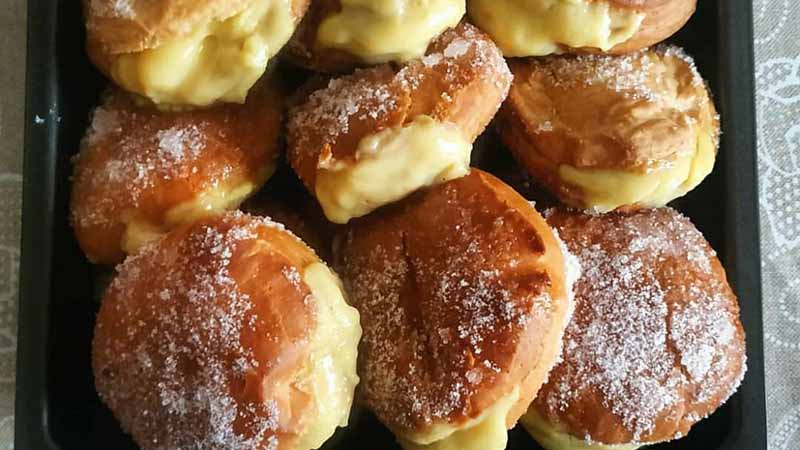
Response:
[755, 1, 800, 449]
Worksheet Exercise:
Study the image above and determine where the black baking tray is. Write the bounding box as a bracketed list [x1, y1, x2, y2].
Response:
[16, 1, 767, 449]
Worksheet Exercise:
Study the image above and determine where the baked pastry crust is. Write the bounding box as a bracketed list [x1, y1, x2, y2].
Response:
[84, 0, 310, 59]
[70, 81, 283, 264]
[84, 0, 310, 106]
[287, 22, 511, 221]
[604, 0, 697, 53]
[92, 212, 334, 450]
[335, 170, 575, 444]
[526, 207, 747, 446]
[497, 46, 719, 212]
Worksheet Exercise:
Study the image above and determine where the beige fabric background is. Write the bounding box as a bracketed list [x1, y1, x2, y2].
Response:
[0, 0, 25, 448]
[754, 1, 800, 449]
[0, 1, 796, 449]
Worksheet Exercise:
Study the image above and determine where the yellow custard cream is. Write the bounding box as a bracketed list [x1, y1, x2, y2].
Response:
[400, 388, 519, 450]
[120, 219, 163, 255]
[121, 173, 271, 254]
[558, 129, 716, 213]
[293, 263, 362, 450]
[468, 0, 643, 56]
[521, 409, 641, 450]
[316, 0, 465, 63]
[315, 115, 471, 224]
[112, 0, 294, 106]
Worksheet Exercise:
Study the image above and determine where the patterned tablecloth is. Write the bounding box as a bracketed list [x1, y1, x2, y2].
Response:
[754, 2, 800, 449]
[0, 1, 798, 449]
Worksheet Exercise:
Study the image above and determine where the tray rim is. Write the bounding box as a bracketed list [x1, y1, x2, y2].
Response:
[16, 0, 60, 448]
[716, 0, 768, 448]
[14, 0, 768, 449]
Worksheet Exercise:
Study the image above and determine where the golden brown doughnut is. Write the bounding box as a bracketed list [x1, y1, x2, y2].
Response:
[334, 170, 579, 450]
[522, 207, 747, 449]
[84, 0, 310, 106]
[467, 0, 696, 57]
[287, 23, 512, 223]
[286, 0, 465, 73]
[497, 46, 719, 213]
[70, 82, 282, 264]
[92, 211, 361, 450]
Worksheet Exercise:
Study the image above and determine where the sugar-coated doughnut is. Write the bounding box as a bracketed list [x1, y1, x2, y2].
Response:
[71, 83, 282, 264]
[85, 0, 310, 106]
[497, 46, 719, 213]
[92, 211, 362, 450]
[288, 23, 512, 224]
[522, 207, 746, 450]
[335, 170, 579, 450]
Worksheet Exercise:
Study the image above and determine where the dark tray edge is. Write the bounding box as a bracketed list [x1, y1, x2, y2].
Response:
[16, 0, 59, 449]
[718, 0, 768, 448]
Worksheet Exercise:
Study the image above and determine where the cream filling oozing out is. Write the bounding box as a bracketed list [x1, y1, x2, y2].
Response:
[400, 387, 520, 450]
[292, 263, 362, 450]
[120, 177, 267, 254]
[467, 0, 643, 56]
[314, 115, 472, 224]
[316, 0, 465, 64]
[111, 0, 295, 106]
[521, 408, 641, 450]
[557, 128, 716, 213]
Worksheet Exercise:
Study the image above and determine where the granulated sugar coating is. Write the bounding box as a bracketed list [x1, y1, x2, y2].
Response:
[72, 100, 212, 229]
[288, 69, 400, 161]
[70, 86, 281, 263]
[531, 45, 704, 103]
[335, 171, 573, 438]
[287, 22, 511, 174]
[92, 212, 318, 450]
[534, 207, 747, 446]
[72, 89, 274, 229]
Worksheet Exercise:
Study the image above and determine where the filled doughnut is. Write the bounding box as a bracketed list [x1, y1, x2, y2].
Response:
[467, 0, 696, 56]
[92, 211, 362, 450]
[497, 46, 719, 213]
[522, 207, 747, 450]
[287, 23, 512, 223]
[84, 0, 310, 106]
[334, 170, 579, 450]
[71, 83, 282, 264]
[287, 0, 465, 73]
